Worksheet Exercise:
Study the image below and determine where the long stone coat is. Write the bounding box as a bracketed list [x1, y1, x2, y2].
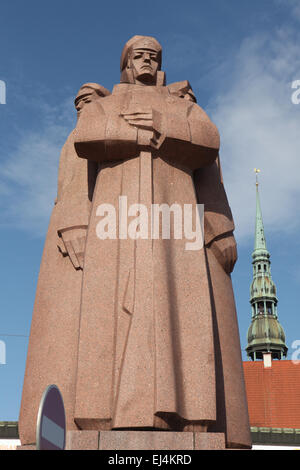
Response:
[19, 82, 251, 449]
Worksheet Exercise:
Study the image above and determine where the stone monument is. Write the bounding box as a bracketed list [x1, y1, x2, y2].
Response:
[19, 35, 251, 450]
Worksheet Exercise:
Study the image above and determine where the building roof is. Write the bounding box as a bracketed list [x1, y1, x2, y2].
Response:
[0, 422, 18, 439]
[243, 360, 300, 429]
[246, 315, 287, 360]
[251, 426, 300, 446]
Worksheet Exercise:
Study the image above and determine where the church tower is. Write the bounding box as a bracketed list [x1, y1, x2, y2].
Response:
[246, 170, 287, 361]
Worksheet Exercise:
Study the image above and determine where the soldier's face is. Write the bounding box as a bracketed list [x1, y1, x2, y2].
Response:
[130, 48, 159, 85]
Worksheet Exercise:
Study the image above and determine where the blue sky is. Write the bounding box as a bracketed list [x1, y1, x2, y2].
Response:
[1, 0, 300, 420]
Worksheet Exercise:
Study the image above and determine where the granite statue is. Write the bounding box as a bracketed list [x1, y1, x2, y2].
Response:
[19, 36, 251, 449]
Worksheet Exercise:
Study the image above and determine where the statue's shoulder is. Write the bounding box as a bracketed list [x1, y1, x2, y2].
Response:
[167, 80, 197, 103]
[167, 81, 216, 125]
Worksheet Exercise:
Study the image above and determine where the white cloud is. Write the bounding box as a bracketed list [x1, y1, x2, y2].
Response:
[0, 97, 75, 236]
[275, 0, 300, 21]
[208, 27, 300, 244]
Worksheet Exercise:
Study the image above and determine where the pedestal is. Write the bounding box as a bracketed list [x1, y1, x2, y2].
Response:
[66, 431, 226, 450]
[17, 431, 228, 450]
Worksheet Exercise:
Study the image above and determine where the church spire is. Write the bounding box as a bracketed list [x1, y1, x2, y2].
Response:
[246, 169, 287, 361]
[254, 169, 267, 254]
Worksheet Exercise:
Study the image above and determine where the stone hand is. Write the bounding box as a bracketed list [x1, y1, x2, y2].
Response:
[120, 108, 165, 149]
[150, 109, 165, 150]
[209, 234, 237, 274]
[58, 227, 87, 270]
[120, 108, 154, 131]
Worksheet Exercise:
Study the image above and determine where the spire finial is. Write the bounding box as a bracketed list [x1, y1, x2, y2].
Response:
[253, 169, 267, 253]
[254, 168, 260, 187]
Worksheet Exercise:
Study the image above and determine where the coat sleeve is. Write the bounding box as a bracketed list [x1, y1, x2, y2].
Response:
[193, 155, 235, 246]
[157, 102, 220, 170]
[54, 130, 97, 236]
[74, 97, 138, 163]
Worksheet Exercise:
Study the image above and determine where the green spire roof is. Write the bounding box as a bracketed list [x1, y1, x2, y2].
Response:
[246, 170, 287, 361]
[253, 183, 268, 255]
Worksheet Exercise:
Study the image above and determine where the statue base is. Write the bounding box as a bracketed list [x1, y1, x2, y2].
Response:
[18, 430, 229, 450]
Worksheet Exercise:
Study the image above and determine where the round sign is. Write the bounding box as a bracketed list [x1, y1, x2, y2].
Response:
[36, 384, 66, 450]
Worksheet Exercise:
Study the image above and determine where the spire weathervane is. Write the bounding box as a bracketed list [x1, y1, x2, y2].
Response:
[254, 168, 260, 186]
